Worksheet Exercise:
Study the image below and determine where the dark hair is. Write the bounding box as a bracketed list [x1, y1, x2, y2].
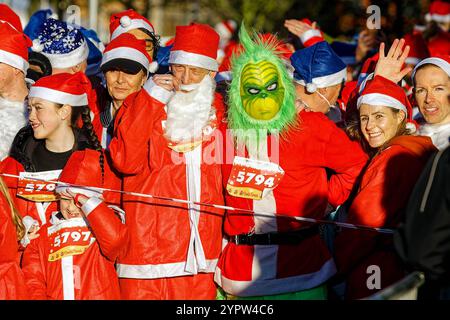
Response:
[346, 107, 409, 158]
[80, 106, 104, 182]
[138, 27, 161, 61]
[54, 103, 104, 181]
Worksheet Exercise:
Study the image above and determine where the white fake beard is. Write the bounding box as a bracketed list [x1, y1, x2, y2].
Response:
[164, 75, 216, 143]
[0, 97, 27, 161]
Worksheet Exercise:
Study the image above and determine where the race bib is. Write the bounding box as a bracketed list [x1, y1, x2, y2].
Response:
[48, 218, 95, 262]
[226, 156, 285, 200]
[17, 170, 62, 202]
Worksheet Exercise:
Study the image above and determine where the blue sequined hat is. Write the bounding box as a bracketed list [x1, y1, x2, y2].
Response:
[32, 18, 89, 69]
[290, 41, 347, 93]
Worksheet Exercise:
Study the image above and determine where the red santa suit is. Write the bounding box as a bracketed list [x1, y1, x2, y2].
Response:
[334, 75, 438, 299]
[107, 77, 225, 299]
[21, 208, 123, 300]
[0, 190, 28, 299]
[215, 111, 368, 297]
[21, 149, 128, 300]
[106, 23, 225, 300]
[334, 136, 436, 299]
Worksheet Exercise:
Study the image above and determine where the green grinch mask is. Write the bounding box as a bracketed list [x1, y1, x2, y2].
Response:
[228, 24, 297, 144]
[240, 61, 285, 121]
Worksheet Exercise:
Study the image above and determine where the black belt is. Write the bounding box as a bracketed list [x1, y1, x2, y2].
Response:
[229, 225, 319, 245]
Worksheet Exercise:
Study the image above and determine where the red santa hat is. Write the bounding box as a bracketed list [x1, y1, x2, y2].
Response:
[169, 23, 220, 71]
[427, 31, 450, 56]
[404, 33, 430, 66]
[29, 72, 90, 107]
[425, 1, 450, 24]
[215, 19, 237, 41]
[357, 75, 416, 132]
[0, 23, 31, 73]
[412, 54, 450, 79]
[101, 33, 156, 74]
[0, 4, 23, 32]
[56, 149, 103, 198]
[109, 9, 155, 41]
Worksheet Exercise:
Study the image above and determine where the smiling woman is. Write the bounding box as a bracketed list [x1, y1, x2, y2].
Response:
[333, 74, 438, 299]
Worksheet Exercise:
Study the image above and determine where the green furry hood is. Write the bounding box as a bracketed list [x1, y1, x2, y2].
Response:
[227, 23, 297, 143]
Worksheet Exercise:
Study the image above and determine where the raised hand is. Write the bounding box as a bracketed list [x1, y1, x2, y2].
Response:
[284, 19, 317, 38]
[374, 39, 412, 84]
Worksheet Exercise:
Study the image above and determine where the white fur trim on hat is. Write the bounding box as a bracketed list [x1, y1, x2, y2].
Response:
[294, 67, 347, 89]
[0, 49, 28, 73]
[111, 18, 154, 40]
[42, 41, 89, 69]
[169, 50, 218, 71]
[300, 29, 322, 44]
[101, 47, 150, 71]
[425, 13, 450, 23]
[405, 122, 417, 133]
[120, 16, 132, 27]
[29, 87, 88, 106]
[32, 39, 44, 53]
[149, 61, 158, 73]
[412, 57, 450, 79]
[357, 93, 407, 114]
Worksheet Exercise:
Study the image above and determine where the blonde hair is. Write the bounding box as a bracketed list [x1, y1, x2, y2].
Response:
[0, 177, 25, 241]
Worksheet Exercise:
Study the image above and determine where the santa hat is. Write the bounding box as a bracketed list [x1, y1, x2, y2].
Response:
[169, 23, 220, 71]
[0, 23, 31, 73]
[404, 33, 430, 66]
[215, 19, 237, 41]
[56, 149, 103, 198]
[24, 9, 57, 41]
[109, 9, 155, 41]
[290, 41, 347, 93]
[101, 33, 156, 74]
[357, 53, 379, 87]
[427, 31, 450, 56]
[357, 75, 416, 132]
[29, 72, 90, 107]
[33, 18, 89, 69]
[425, 1, 450, 24]
[412, 55, 450, 79]
[80, 27, 105, 77]
[330, 41, 357, 66]
[0, 4, 23, 32]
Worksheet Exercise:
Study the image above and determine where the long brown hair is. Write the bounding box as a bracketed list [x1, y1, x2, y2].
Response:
[0, 177, 24, 241]
[345, 107, 410, 158]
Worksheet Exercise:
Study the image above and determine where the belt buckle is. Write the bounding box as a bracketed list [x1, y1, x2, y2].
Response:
[232, 234, 248, 245]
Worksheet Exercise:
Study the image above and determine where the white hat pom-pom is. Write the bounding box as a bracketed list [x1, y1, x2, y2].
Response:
[120, 16, 132, 27]
[148, 61, 159, 73]
[32, 39, 44, 52]
[306, 82, 317, 93]
[49, 13, 58, 20]
[406, 122, 417, 134]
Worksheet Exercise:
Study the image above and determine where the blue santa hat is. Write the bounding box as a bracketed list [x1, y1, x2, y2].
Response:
[24, 9, 57, 41]
[154, 44, 172, 74]
[330, 41, 357, 66]
[32, 18, 89, 69]
[290, 41, 347, 93]
[80, 27, 104, 77]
